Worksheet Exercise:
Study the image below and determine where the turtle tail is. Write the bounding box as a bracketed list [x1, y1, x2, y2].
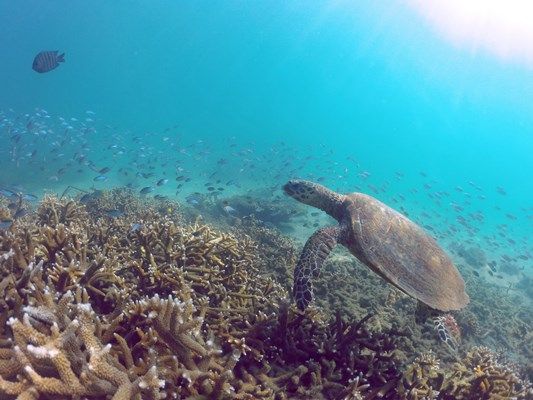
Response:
[293, 226, 340, 310]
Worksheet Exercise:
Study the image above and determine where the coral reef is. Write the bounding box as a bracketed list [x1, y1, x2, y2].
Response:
[214, 194, 301, 229]
[0, 193, 400, 399]
[1, 287, 167, 399]
[399, 347, 532, 399]
[0, 191, 530, 399]
[305, 249, 532, 377]
[515, 274, 533, 300]
[182, 190, 303, 233]
[232, 217, 297, 291]
[450, 242, 487, 268]
[240, 305, 402, 399]
[79, 187, 181, 223]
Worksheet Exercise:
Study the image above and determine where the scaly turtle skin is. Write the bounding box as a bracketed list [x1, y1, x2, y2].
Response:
[283, 180, 469, 312]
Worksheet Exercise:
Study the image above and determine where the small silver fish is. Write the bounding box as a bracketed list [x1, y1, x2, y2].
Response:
[104, 209, 124, 218]
[22, 194, 38, 201]
[223, 205, 237, 215]
[140, 186, 154, 195]
[130, 223, 142, 232]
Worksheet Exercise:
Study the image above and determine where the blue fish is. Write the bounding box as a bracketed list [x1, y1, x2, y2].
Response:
[13, 209, 27, 219]
[0, 189, 16, 198]
[0, 219, 13, 230]
[130, 223, 143, 232]
[94, 175, 108, 182]
[22, 194, 38, 201]
[104, 209, 124, 218]
[186, 193, 203, 205]
[140, 186, 154, 195]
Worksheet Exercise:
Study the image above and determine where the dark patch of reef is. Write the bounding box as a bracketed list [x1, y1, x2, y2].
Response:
[450, 243, 487, 269]
[0, 189, 530, 399]
[313, 251, 533, 383]
[181, 189, 304, 233]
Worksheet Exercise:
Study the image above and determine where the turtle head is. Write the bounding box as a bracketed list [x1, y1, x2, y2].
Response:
[283, 180, 344, 221]
[283, 180, 320, 203]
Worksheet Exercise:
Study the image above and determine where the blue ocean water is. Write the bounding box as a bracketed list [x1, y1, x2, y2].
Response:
[1, 1, 533, 396]
[1, 2, 531, 283]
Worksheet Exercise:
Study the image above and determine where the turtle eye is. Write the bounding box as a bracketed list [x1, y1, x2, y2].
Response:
[283, 182, 297, 195]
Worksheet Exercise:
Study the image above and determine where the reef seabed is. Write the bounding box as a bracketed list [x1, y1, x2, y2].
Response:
[0, 190, 530, 399]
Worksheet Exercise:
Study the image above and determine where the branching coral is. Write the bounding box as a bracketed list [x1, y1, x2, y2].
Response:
[0, 192, 290, 398]
[232, 217, 297, 291]
[442, 346, 532, 399]
[239, 305, 402, 399]
[36, 195, 88, 227]
[0, 191, 530, 399]
[398, 352, 443, 399]
[80, 187, 181, 223]
[398, 347, 532, 399]
[1, 287, 166, 399]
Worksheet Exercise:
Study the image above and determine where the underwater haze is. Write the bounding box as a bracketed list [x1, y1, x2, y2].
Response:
[3, 0, 532, 248]
[0, 1, 532, 398]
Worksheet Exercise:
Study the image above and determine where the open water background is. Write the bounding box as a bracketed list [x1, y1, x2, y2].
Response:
[1, 1, 531, 273]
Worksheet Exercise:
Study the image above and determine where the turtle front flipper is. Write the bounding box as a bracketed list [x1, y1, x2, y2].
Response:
[293, 226, 342, 310]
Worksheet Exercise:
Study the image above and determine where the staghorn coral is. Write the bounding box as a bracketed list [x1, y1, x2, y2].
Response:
[398, 351, 443, 399]
[440, 346, 532, 399]
[0, 192, 290, 398]
[239, 305, 403, 399]
[0, 205, 12, 222]
[1, 286, 166, 399]
[0, 192, 530, 399]
[398, 347, 532, 399]
[36, 195, 88, 227]
[232, 217, 297, 291]
[80, 187, 182, 224]
[460, 273, 532, 374]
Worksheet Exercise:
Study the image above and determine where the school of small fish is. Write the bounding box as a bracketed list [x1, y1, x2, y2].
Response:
[0, 107, 531, 288]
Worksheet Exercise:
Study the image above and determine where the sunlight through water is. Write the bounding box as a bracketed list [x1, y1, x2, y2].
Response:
[408, 0, 533, 66]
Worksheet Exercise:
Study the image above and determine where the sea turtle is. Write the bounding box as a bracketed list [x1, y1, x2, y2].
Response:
[283, 180, 469, 312]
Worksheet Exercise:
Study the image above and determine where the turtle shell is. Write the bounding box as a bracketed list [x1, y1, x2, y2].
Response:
[343, 193, 469, 311]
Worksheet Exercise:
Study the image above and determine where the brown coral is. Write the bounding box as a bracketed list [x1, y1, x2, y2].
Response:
[0, 191, 529, 399]
[398, 347, 532, 400]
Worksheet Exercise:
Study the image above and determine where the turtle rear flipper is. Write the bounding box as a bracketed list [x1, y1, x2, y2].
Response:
[293, 226, 342, 310]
